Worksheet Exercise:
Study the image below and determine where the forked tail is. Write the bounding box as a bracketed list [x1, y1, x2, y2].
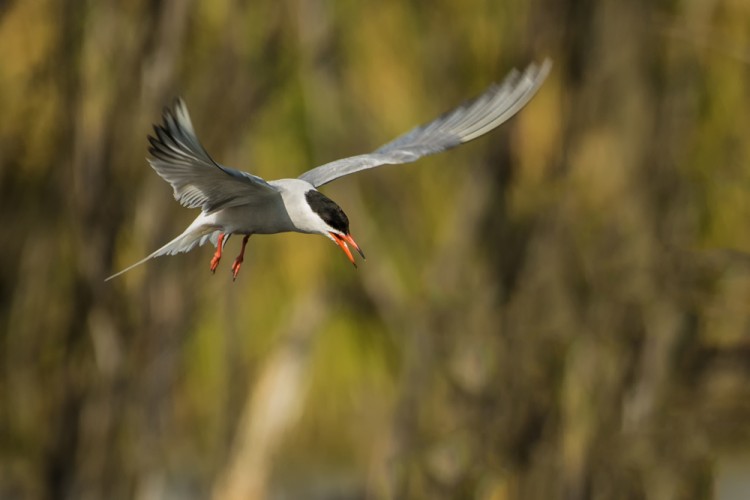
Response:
[105, 226, 221, 281]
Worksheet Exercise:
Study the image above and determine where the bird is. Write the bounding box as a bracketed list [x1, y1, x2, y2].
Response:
[106, 60, 551, 281]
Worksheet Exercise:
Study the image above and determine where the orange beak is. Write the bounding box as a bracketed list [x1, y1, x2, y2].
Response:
[329, 232, 365, 268]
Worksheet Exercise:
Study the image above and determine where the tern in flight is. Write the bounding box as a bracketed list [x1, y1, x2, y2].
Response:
[107, 60, 550, 281]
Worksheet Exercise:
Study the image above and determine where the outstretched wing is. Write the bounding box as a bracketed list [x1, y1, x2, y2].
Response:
[148, 99, 279, 213]
[299, 60, 551, 188]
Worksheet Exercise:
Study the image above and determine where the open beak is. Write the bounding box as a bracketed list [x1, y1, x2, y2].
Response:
[329, 232, 366, 268]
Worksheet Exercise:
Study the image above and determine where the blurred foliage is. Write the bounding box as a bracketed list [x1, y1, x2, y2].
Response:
[2, 0, 750, 499]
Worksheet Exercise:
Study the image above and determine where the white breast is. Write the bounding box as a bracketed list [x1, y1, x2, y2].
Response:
[271, 178, 332, 235]
[203, 178, 328, 236]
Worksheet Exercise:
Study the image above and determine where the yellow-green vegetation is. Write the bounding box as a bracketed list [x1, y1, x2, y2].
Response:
[2, 1, 750, 499]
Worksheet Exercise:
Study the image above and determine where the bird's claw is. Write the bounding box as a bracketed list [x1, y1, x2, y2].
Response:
[231, 235, 250, 282]
[210, 254, 221, 273]
[210, 233, 225, 274]
[231, 257, 243, 281]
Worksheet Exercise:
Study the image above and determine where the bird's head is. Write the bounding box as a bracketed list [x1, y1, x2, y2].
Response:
[305, 190, 365, 267]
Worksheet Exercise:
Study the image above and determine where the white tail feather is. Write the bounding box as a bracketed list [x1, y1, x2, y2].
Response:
[105, 226, 220, 281]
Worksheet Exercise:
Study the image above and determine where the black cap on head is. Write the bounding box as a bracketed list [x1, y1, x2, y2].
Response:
[305, 190, 350, 234]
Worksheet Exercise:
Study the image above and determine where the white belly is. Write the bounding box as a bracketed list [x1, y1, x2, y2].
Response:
[201, 196, 296, 235]
[188, 178, 325, 237]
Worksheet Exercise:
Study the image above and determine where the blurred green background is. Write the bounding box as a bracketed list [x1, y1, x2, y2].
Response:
[2, 0, 750, 499]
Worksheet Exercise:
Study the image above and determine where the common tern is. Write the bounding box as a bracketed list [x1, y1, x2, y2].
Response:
[106, 60, 550, 281]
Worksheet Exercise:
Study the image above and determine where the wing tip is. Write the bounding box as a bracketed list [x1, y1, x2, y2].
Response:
[523, 58, 553, 87]
[148, 97, 203, 162]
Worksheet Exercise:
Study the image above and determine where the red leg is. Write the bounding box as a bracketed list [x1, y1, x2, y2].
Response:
[231, 235, 250, 281]
[210, 233, 225, 273]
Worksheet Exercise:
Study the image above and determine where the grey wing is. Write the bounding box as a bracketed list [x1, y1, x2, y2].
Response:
[148, 98, 279, 213]
[299, 60, 551, 188]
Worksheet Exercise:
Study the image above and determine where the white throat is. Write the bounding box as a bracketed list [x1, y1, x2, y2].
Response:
[270, 179, 339, 235]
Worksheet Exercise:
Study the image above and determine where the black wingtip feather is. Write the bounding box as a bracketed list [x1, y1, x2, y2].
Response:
[147, 98, 221, 170]
[149, 104, 191, 164]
